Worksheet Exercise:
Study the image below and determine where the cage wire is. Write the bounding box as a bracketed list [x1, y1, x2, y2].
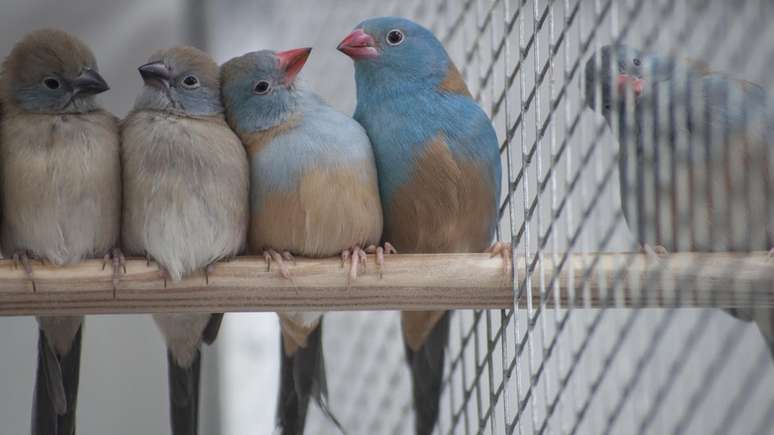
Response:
[211, 0, 774, 434]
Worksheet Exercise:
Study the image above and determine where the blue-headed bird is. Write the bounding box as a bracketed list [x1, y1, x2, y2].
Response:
[585, 44, 774, 358]
[221, 47, 383, 434]
[339, 17, 505, 435]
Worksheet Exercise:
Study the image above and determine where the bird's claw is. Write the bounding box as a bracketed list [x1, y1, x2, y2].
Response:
[342, 246, 368, 284]
[643, 244, 669, 261]
[486, 241, 512, 273]
[102, 248, 126, 289]
[265, 249, 292, 279]
[366, 242, 397, 279]
[12, 251, 37, 291]
[12, 251, 34, 275]
[204, 263, 217, 285]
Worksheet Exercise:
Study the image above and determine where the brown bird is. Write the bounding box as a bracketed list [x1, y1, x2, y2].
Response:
[0, 29, 120, 435]
[121, 46, 248, 435]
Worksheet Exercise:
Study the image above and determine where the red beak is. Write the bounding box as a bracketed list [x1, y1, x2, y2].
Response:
[337, 28, 378, 60]
[617, 74, 644, 97]
[276, 47, 312, 85]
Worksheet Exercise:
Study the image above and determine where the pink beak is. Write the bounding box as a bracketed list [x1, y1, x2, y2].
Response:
[337, 28, 378, 60]
[617, 74, 644, 97]
[276, 47, 312, 85]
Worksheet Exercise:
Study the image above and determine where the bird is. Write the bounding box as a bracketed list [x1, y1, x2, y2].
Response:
[121, 46, 248, 435]
[0, 29, 121, 435]
[221, 47, 383, 434]
[584, 44, 774, 358]
[338, 17, 505, 435]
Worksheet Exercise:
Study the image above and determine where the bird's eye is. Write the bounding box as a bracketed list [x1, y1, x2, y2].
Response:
[386, 29, 405, 46]
[181, 75, 200, 89]
[633, 58, 641, 67]
[253, 80, 271, 95]
[43, 77, 60, 90]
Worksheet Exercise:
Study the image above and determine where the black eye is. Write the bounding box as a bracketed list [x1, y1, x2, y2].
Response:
[633, 58, 641, 67]
[386, 29, 404, 46]
[43, 77, 60, 90]
[181, 75, 199, 88]
[254, 80, 271, 95]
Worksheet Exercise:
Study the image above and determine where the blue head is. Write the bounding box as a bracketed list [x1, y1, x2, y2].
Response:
[133, 46, 223, 117]
[1, 29, 109, 114]
[338, 17, 452, 98]
[220, 48, 312, 135]
[584, 44, 676, 116]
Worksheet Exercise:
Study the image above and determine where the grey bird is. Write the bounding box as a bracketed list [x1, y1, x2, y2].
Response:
[121, 46, 248, 435]
[0, 29, 120, 435]
[585, 44, 774, 358]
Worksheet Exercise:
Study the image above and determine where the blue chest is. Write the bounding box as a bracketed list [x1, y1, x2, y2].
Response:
[354, 90, 501, 208]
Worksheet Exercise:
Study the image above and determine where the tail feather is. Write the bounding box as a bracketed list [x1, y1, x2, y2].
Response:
[201, 313, 223, 345]
[754, 311, 774, 359]
[276, 319, 344, 435]
[167, 349, 201, 435]
[763, 332, 774, 359]
[405, 311, 450, 435]
[725, 308, 774, 359]
[32, 325, 83, 435]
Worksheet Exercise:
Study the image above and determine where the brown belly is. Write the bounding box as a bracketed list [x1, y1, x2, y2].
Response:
[621, 134, 772, 252]
[249, 166, 383, 257]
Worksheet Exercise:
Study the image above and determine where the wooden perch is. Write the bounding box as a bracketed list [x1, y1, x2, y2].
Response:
[0, 252, 773, 316]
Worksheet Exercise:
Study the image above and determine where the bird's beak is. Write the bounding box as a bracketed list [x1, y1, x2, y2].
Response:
[277, 47, 312, 86]
[337, 29, 378, 60]
[138, 61, 172, 88]
[616, 74, 644, 97]
[71, 68, 109, 95]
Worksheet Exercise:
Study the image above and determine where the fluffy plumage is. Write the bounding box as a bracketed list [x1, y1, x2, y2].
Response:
[222, 48, 382, 434]
[122, 46, 248, 435]
[0, 29, 119, 435]
[585, 44, 774, 358]
[340, 17, 501, 435]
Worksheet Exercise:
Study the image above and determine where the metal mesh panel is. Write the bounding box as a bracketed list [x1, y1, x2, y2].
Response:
[211, 1, 774, 433]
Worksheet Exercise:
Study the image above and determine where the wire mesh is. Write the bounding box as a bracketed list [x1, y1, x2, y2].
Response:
[205, 0, 774, 433]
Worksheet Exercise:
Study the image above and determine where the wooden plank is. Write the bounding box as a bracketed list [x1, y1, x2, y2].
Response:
[0, 252, 772, 316]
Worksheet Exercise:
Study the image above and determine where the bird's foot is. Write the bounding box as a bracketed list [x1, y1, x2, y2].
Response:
[141, 252, 169, 285]
[203, 255, 241, 284]
[643, 244, 669, 260]
[12, 250, 37, 291]
[102, 248, 126, 289]
[341, 246, 368, 284]
[11, 250, 35, 275]
[264, 249, 294, 279]
[204, 263, 216, 285]
[486, 241, 512, 273]
[156, 266, 172, 288]
[365, 242, 397, 279]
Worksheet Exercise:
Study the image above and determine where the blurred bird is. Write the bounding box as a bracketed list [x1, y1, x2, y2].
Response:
[584, 44, 774, 357]
[122, 46, 248, 435]
[221, 47, 383, 434]
[339, 17, 505, 435]
[0, 29, 120, 435]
